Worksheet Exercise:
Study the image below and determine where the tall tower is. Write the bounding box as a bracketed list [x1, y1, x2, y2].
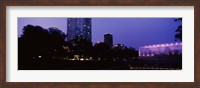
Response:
[104, 33, 113, 47]
[67, 18, 91, 41]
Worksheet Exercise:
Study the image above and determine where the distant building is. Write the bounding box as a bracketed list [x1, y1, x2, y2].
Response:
[139, 42, 182, 57]
[104, 33, 113, 47]
[67, 18, 91, 41]
[113, 44, 126, 50]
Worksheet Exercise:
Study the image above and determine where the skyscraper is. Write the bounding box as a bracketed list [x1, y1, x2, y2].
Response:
[67, 18, 91, 41]
[104, 33, 113, 47]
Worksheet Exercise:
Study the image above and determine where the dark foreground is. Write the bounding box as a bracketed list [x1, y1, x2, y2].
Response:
[18, 55, 182, 70]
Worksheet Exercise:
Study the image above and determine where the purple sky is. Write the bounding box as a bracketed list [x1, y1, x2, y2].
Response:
[18, 18, 181, 49]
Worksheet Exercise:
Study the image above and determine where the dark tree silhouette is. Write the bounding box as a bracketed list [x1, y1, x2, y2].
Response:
[126, 47, 138, 59]
[19, 25, 49, 57]
[174, 18, 182, 22]
[18, 25, 140, 70]
[18, 25, 66, 69]
[48, 27, 66, 49]
[68, 35, 93, 59]
[175, 25, 182, 41]
[112, 44, 138, 61]
[93, 42, 112, 61]
[47, 27, 66, 59]
[174, 18, 182, 41]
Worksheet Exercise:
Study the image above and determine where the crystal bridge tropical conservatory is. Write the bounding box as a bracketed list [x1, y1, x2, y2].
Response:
[139, 42, 182, 57]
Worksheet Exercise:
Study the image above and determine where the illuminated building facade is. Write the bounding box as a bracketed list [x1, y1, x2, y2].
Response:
[104, 33, 113, 47]
[139, 42, 182, 57]
[67, 18, 91, 41]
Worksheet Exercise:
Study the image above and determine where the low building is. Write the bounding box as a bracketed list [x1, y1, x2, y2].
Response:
[139, 42, 182, 57]
[104, 33, 113, 47]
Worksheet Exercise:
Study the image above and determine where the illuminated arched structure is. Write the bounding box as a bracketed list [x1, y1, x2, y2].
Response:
[139, 42, 182, 57]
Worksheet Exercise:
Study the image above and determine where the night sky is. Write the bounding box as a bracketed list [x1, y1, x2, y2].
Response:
[18, 18, 182, 49]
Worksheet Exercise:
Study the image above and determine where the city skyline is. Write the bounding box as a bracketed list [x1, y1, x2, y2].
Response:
[18, 18, 182, 49]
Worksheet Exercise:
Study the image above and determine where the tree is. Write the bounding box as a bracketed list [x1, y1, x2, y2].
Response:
[174, 18, 182, 41]
[93, 42, 112, 61]
[127, 47, 139, 58]
[18, 25, 66, 69]
[68, 35, 93, 58]
[175, 25, 182, 41]
[48, 27, 66, 51]
[18, 25, 50, 69]
[19, 25, 50, 59]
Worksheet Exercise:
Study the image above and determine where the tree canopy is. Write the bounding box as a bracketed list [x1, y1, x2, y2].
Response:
[174, 18, 182, 41]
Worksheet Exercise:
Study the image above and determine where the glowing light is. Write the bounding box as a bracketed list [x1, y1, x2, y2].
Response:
[96, 41, 100, 44]
[151, 54, 154, 56]
[139, 42, 182, 57]
[38, 56, 42, 58]
[147, 54, 150, 56]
